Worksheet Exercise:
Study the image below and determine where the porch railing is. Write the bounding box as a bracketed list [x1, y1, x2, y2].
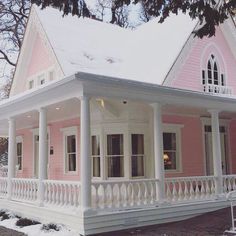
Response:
[91, 179, 159, 210]
[165, 176, 216, 202]
[43, 180, 81, 208]
[12, 178, 38, 202]
[223, 175, 236, 193]
[0, 177, 7, 198]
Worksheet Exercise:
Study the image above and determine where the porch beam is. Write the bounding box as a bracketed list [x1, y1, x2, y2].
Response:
[80, 96, 91, 211]
[37, 107, 48, 206]
[7, 117, 16, 200]
[209, 109, 223, 195]
[152, 103, 165, 202]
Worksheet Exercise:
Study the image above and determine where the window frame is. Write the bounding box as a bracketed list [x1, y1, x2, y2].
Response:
[16, 136, 23, 172]
[201, 54, 226, 89]
[130, 133, 145, 178]
[91, 134, 101, 179]
[163, 124, 183, 173]
[61, 126, 78, 174]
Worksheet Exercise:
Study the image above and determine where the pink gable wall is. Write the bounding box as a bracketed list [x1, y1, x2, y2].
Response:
[26, 33, 54, 78]
[170, 27, 236, 94]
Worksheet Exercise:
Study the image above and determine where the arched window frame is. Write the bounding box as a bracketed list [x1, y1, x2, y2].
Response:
[202, 54, 226, 87]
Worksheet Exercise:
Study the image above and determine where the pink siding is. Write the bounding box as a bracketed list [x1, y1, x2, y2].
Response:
[48, 118, 80, 181]
[26, 33, 54, 77]
[17, 118, 80, 181]
[17, 115, 206, 179]
[163, 115, 205, 177]
[171, 27, 236, 94]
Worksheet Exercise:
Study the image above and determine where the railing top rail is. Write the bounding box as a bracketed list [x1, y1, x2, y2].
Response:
[43, 179, 81, 185]
[92, 178, 159, 185]
[223, 175, 236, 178]
[12, 178, 38, 182]
[165, 176, 216, 181]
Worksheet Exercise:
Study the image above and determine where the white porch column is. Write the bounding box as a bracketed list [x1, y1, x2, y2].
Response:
[152, 103, 165, 202]
[37, 107, 48, 206]
[80, 96, 91, 211]
[7, 117, 16, 200]
[209, 109, 223, 195]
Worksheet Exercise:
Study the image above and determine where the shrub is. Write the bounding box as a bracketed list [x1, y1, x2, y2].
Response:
[16, 218, 40, 227]
[1, 212, 10, 221]
[41, 223, 61, 232]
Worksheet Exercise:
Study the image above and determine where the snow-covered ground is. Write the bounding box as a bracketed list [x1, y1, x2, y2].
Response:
[0, 211, 80, 236]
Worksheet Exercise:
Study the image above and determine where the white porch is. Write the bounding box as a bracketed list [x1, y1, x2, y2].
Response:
[1, 72, 236, 235]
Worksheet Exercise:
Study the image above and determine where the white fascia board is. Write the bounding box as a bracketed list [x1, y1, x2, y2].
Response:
[76, 72, 236, 112]
[0, 74, 82, 120]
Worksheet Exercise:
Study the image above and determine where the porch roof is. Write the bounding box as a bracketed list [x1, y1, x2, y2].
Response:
[0, 72, 236, 135]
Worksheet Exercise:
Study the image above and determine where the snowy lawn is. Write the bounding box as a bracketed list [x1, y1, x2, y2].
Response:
[0, 210, 80, 236]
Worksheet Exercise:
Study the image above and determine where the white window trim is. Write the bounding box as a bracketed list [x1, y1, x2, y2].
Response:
[60, 126, 78, 175]
[91, 127, 103, 180]
[163, 123, 183, 173]
[16, 136, 23, 172]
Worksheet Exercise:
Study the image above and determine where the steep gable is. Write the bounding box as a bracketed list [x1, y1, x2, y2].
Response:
[167, 23, 236, 96]
[10, 7, 64, 97]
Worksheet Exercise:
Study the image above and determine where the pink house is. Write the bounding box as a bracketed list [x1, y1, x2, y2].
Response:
[0, 5, 236, 235]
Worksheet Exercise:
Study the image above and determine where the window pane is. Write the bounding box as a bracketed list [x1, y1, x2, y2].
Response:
[131, 134, 144, 155]
[92, 135, 100, 156]
[68, 153, 76, 171]
[17, 143, 22, 156]
[108, 156, 124, 177]
[18, 156, 22, 170]
[164, 152, 176, 170]
[163, 133, 176, 150]
[132, 155, 144, 177]
[202, 70, 205, 85]
[107, 134, 123, 155]
[93, 156, 101, 177]
[67, 135, 76, 153]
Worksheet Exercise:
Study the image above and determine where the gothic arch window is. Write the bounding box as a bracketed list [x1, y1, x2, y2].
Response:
[202, 54, 226, 93]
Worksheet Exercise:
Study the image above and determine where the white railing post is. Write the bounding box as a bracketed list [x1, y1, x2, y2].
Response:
[7, 117, 16, 200]
[80, 96, 91, 212]
[152, 103, 165, 202]
[37, 107, 48, 206]
[209, 109, 223, 195]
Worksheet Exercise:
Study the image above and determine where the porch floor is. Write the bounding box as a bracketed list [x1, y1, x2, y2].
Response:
[97, 207, 232, 236]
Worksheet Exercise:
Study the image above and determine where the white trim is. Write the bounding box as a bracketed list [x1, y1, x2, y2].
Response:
[163, 123, 183, 173]
[16, 136, 23, 172]
[61, 126, 78, 174]
[201, 116, 231, 175]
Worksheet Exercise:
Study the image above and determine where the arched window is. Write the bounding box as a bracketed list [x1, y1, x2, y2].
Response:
[202, 54, 226, 91]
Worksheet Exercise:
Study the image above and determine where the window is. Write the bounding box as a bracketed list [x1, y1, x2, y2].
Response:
[131, 134, 144, 177]
[65, 135, 76, 172]
[29, 80, 34, 89]
[91, 135, 100, 177]
[107, 134, 124, 177]
[162, 125, 182, 172]
[49, 71, 54, 81]
[17, 142, 23, 171]
[38, 74, 45, 85]
[202, 54, 226, 91]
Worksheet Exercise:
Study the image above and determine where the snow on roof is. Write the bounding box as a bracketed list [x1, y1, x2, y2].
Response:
[34, 6, 197, 85]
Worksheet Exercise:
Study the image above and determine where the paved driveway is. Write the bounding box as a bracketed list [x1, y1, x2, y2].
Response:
[97, 208, 233, 236]
[0, 226, 25, 236]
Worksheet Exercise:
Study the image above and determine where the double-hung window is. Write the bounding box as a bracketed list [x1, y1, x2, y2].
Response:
[66, 135, 76, 172]
[163, 125, 182, 172]
[62, 127, 77, 173]
[107, 134, 124, 177]
[16, 137, 23, 171]
[131, 134, 144, 177]
[91, 135, 101, 177]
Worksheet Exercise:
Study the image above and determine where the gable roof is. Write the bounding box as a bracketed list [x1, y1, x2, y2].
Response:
[33, 5, 201, 86]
